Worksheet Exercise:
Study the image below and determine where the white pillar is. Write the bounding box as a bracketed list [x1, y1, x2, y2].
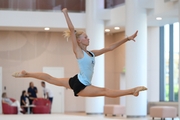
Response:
[85, 0, 105, 114]
[125, 0, 147, 117]
[178, 0, 180, 117]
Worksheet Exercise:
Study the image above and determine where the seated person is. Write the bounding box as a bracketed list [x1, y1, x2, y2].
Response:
[20, 90, 29, 113]
[2, 92, 23, 114]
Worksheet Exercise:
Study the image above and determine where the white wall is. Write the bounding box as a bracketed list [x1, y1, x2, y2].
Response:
[154, 0, 178, 15]
[0, 10, 86, 30]
[147, 27, 160, 102]
[105, 5, 126, 26]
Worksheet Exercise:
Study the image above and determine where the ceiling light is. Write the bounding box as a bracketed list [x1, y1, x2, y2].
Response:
[114, 27, 120, 30]
[105, 29, 110, 32]
[156, 17, 162, 20]
[44, 27, 50, 30]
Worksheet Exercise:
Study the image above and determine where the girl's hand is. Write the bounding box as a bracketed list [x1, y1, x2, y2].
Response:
[127, 30, 138, 42]
[62, 8, 67, 13]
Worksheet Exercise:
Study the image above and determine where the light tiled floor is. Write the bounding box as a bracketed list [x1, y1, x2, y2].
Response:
[0, 113, 179, 120]
[66, 112, 180, 120]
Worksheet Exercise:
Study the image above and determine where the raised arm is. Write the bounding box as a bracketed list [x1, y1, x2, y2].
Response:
[62, 8, 81, 58]
[91, 30, 138, 56]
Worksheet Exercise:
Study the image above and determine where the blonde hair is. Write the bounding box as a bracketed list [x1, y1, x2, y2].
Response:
[63, 30, 84, 41]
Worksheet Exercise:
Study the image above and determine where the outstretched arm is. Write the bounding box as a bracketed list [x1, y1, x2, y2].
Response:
[91, 30, 138, 56]
[62, 8, 82, 58]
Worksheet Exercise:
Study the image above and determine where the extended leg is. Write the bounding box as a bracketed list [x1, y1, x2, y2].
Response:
[11, 100, 23, 114]
[12, 70, 71, 89]
[78, 85, 147, 97]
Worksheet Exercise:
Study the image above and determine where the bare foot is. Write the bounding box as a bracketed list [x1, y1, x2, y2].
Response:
[133, 86, 147, 96]
[12, 70, 27, 77]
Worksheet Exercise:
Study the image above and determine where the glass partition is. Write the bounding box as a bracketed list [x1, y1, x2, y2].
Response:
[0, 0, 125, 12]
[0, 0, 85, 12]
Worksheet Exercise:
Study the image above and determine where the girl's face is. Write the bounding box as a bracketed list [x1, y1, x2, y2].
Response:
[78, 33, 89, 46]
[4, 94, 7, 98]
[24, 91, 27, 95]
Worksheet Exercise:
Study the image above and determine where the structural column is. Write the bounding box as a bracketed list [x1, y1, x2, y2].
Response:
[125, 0, 147, 117]
[178, 0, 180, 117]
[85, 0, 105, 114]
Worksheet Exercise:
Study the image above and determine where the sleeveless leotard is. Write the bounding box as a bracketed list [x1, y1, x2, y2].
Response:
[77, 51, 95, 85]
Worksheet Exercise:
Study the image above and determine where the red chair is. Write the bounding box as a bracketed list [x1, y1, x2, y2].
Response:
[2, 98, 18, 114]
[32, 98, 51, 114]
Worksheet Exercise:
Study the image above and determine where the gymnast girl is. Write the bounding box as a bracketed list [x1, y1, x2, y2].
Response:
[12, 8, 147, 98]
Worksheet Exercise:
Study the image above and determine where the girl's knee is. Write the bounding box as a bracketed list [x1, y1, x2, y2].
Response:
[98, 88, 107, 96]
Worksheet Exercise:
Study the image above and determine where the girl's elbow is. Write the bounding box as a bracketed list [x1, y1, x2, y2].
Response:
[108, 47, 114, 51]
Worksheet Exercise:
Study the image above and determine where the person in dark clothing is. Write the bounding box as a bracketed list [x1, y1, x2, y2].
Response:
[27, 82, 38, 113]
[20, 90, 28, 114]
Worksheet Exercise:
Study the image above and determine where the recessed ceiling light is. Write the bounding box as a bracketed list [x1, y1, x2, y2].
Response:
[156, 17, 162, 20]
[44, 27, 50, 30]
[114, 27, 120, 30]
[105, 29, 110, 32]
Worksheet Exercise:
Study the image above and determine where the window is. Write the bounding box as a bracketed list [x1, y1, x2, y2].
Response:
[160, 22, 179, 102]
[173, 22, 179, 101]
